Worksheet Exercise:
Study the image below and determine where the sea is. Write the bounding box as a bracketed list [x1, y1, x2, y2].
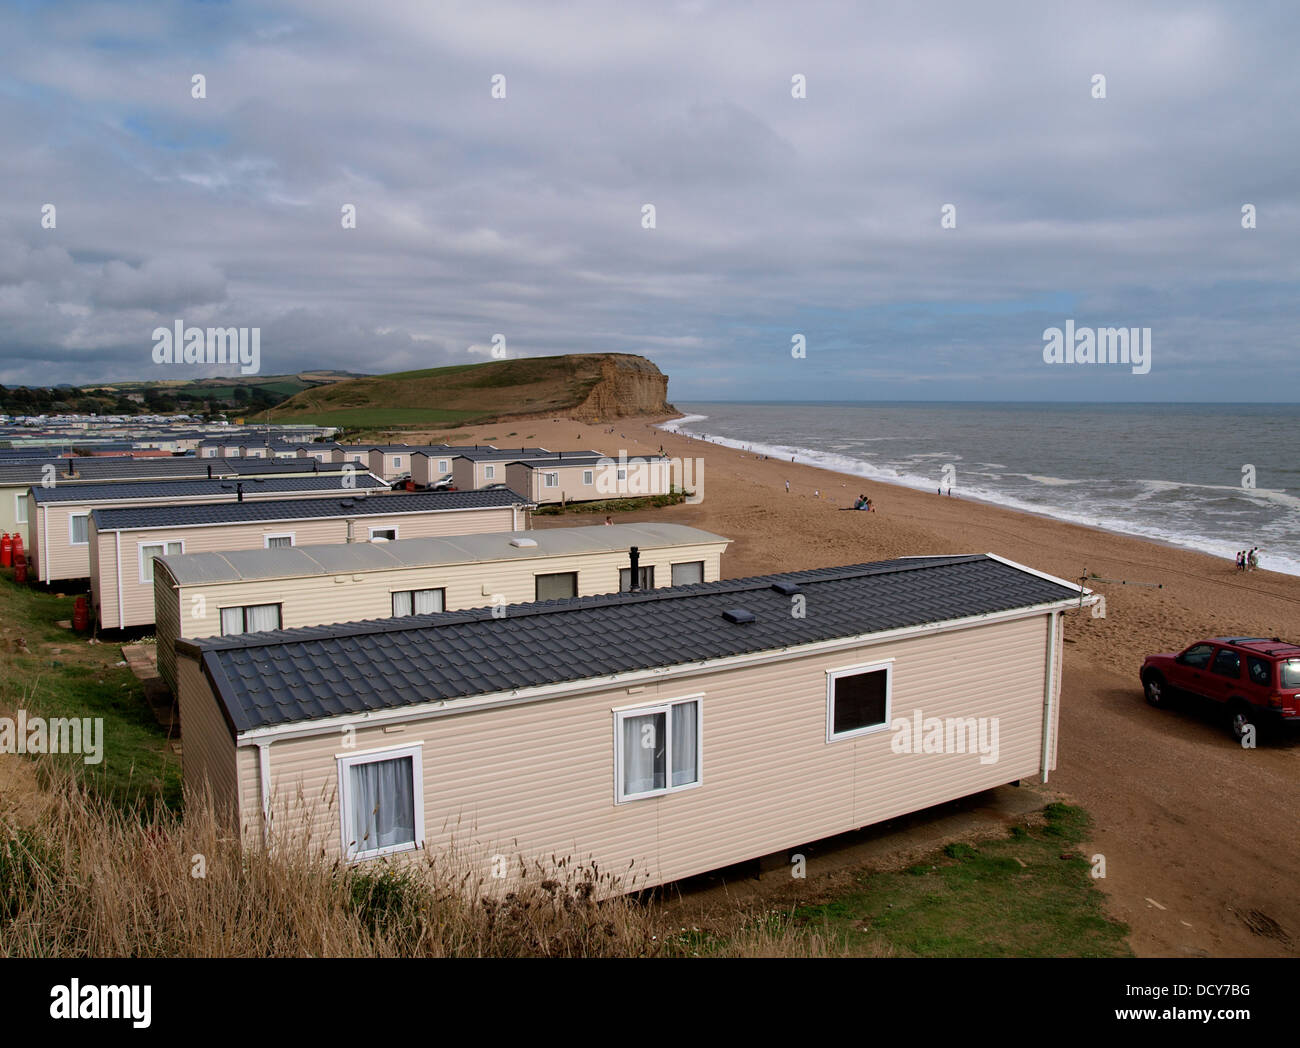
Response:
[659, 402, 1300, 578]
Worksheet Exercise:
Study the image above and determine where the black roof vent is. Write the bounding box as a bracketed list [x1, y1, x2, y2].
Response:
[771, 581, 802, 596]
[722, 608, 756, 625]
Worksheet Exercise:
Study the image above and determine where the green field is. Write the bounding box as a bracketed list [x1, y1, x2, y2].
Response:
[787, 803, 1130, 957]
[0, 576, 179, 813]
[270, 407, 487, 429]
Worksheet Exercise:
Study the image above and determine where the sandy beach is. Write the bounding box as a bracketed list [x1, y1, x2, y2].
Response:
[415, 414, 1300, 958]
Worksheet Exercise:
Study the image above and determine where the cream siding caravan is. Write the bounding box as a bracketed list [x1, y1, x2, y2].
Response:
[175, 554, 1092, 889]
[505, 454, 672, 505]
[28, 473, 386, 583]
[152, 522, 730, 692]
[88, 488, 533, 629]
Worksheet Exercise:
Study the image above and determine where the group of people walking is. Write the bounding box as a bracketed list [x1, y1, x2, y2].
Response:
[1236, 547, 1260, 571]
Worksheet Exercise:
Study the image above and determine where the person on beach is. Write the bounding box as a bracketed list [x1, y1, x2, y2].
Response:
[1235, 551, 1243, 571]
[785, 480, 790, 493]
[1249, 547, 1260, 571]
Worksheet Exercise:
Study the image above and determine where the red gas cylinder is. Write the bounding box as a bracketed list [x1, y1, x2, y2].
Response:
[72, 595, 89, 631]
[13, 555, 27, 584]
[12, 534, 23, 561]
[0, 533, 11, 567]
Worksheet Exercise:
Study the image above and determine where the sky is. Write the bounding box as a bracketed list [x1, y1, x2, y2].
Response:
[1, 0, 1298, 402]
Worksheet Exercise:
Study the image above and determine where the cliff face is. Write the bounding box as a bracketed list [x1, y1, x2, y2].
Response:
[571, 354, 673, 422]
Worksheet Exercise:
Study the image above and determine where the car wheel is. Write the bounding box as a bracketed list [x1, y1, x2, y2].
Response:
[1229, 703, 1258, 743]
[1143, 673, 1168, 707]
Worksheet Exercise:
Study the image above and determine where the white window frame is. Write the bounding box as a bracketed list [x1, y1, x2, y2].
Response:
[613, 695, 703, 804]
[263, 532, 296, 549]
[826, 659, 894, 743]
[14, 493, 28, 525]
[392, 456, 403, 469]
[438, 459, 449, 474]
[368, 526, 398, 541]
[616, 467, 627, 482]
[484, 464, 496, 481]
[138, 540, 184, 584]
[336, 742, 425, 862]
[543, 472, 559, 488]
[68, 512, 90, 546]
[670, 560, 705, 586]
[582, 469, 594, 485]
[218, 602, 283, 636]
[390, 587, 446, 617]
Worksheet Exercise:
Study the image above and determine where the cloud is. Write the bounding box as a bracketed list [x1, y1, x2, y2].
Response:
[0, 0, 1295, 400]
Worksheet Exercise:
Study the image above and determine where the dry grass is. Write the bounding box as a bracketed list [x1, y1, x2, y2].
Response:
[0, 772, 832, 958]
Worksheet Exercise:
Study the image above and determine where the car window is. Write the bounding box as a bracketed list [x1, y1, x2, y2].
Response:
[1281, 660, 1300, 689]
[1211, 648, 1241, 678]
[1177, 644, 1215, 669]
[1247, 657, 1272, 686]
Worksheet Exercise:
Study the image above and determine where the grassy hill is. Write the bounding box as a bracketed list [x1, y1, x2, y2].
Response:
[269, 353, 671, 429]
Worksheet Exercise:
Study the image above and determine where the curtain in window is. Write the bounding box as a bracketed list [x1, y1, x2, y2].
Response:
[220, 607, 244, 635]
[671, 561, 704, 586]
[671, 702, 699, 786]
[392, 591, 413, 617]
[245, 604, 280, 632]
[71, 516, 89, 543]
[622, 712, 666, 796]
[349, 756, 415, 853]
[535, 573, 577, 601]
[267, 536, 292, 549]
[413, 589, 443, 614]
[141, 545, 162, 581]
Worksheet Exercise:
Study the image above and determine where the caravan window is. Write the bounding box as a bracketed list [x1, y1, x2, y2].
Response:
[338, 745, 424, 861]
[391, 589, 445, 617]
[615, 698, 702, 802]
[827, 662, 893, 741]
[220, 603, 282, 635]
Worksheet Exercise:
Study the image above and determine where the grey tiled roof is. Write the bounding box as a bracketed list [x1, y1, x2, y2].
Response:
[92, 487, 531, 531]
[184, 554, 1084, 734]
[31, 474, 387, 503]
[451, 447, 552, 461]
[0, 457, 231, 485]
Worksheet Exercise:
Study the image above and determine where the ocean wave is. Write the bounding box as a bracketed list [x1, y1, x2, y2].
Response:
[660, 415, 1300, 577]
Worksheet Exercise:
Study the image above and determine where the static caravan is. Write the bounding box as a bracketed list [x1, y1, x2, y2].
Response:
[410, 449, 458, 488]
[450, 447, 552, 491]
[153, 522, 731, 693]
[176, 554, 1091, 889]
[88, 488, 533, 630]
[27, 473, 386, 583]
[504, 453, 672, 505]
[0, 456, 224, 547]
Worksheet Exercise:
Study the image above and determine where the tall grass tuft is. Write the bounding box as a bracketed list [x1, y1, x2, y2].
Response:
[0, 771, 828, 958]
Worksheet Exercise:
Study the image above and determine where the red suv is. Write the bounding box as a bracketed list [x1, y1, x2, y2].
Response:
[1141, 637, 1300, 741]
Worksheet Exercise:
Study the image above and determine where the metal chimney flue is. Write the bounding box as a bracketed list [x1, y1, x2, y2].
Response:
[629, 546, 641, 591]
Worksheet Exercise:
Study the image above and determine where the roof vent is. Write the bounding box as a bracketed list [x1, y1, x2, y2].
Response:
[722, 608, 756, 625]
[510, 537, 538, 548]
[771, 581, 802, 596]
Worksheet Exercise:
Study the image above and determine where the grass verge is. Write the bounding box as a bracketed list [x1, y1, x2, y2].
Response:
[0, 572, 179, 814]
[790, 802, 1130, 956]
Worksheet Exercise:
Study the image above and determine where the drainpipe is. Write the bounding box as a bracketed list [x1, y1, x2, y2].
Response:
[1040, 611, 1059, 783]
[236, 482, 244, 503]
[256, 741, 273, 848]
[115, 530, 124, 630]
[629, 546, 641, 591]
